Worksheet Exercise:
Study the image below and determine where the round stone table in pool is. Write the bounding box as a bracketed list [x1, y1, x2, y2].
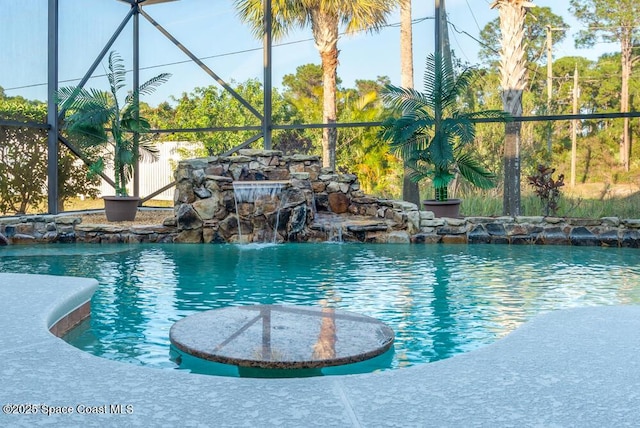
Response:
[169, 305, 395, 369]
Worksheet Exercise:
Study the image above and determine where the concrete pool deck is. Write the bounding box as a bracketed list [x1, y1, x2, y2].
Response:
[1, 273, 639, 427]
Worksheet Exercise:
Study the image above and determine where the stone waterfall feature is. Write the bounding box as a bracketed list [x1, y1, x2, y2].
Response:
[172, 149, 421, 243]
[232, 181, 287, 243]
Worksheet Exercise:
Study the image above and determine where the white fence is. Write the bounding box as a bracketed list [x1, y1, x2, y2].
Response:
[97, 141, 203, 201]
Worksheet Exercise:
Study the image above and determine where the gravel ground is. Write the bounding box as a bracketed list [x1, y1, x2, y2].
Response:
[77, 209, 174, 226]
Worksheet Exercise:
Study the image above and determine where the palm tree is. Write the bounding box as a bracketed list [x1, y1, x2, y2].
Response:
[57, 51, 170, 197]
[382, 53, 510, 202]
[490, 0, 533, 216]
[233, 0, 398, 170]
[570, 0, 640, 172]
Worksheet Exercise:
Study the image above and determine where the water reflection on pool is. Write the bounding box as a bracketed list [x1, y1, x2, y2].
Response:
[2, 243, 639, 372]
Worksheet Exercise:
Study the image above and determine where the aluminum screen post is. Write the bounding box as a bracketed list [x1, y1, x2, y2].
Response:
[262, 0, 273, 150]
[47, 0, 59, 214]
[133, 3, 141, 199]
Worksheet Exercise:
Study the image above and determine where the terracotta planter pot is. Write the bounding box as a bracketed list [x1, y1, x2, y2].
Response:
[103, 196, 140, 222]
[422, 199, 462, 218]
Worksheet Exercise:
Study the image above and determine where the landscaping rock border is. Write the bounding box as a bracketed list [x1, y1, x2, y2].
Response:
[1, 212, 639, 247]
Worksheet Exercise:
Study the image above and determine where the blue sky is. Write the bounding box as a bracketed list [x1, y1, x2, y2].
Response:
[0, 0, 618, 107]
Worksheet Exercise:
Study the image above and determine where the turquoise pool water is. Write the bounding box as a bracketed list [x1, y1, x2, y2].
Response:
[1, 243, 639, 374]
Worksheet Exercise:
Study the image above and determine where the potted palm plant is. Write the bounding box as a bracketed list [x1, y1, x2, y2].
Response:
[57, 51, 170, 221]
[382, 53, 510, 218]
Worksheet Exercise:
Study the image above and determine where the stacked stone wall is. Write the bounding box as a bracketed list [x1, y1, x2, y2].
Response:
[1, 214, 639, 247]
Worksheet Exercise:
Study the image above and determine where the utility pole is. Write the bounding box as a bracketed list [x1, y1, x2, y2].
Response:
[440, 1, 453, 72]
[545, 25, 567, 157]
[435, 0, 452, 67]
[435, 0, 441, 56]
[434, 0, 442, 156]
[571, 64, 579, 187]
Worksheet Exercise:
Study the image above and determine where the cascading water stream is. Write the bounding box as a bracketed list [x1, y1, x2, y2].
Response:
[232, 181, 286, 244]
[329, 223, 343, 243]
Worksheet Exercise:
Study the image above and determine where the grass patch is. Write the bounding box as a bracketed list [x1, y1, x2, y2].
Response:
[10, 183, 640, 220]
[459, 190, 640, 218]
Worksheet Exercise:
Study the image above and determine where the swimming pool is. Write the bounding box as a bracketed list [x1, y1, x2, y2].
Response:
[1, 243, 639, 375]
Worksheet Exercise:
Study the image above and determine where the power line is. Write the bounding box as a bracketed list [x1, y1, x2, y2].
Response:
[464, 0, 483, 33]
[6, 9, 629, 96]
[4, 16, 433, 93]
[447, 20, 497, 57]
[449, 29, 472, 63]
[446, 19, 557, 86]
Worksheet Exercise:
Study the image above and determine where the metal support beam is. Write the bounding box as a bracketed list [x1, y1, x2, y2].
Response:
[140, 8, 264, 120]
[262, 0, 273, 149]
[0, 119, 50, 129]
[47, 0, 59, 214]
[133, 4, 141, 198]
[221, 134, 264, 156]
[57, 7, 135, 121]
[150, 125, 263, 134]
[58, 135, 117, 188]
[140, 180, 177, 203]
[571, 65, 579, 187]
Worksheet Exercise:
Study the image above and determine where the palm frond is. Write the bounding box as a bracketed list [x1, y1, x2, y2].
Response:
[456, 152, 496, 189]
[440, 69, 471, 112]
[65, 121, 109, 146]
[139, 139, 160, 163]
[432, 169, 456, 190]
[233, 0, 305, 40]
[381, 84, 432, 113]
[382, 50, 509, 199]
[125, 73, 172, 105]
[106, 51, 127, 95]
[57, 87, 111, 112]
[56, 50, 169, 197]
[382, 115, 433, 153]
[446, 114, 476, 146]
[428, 131, 455, 170]
[120, 104, 152, 133]
[391, 131, 430, 165]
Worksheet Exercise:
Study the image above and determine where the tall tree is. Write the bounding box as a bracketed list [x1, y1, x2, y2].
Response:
[399, 0, 420, 206]
[570, 0, 640, 171]
[491, 0, 533, 216]
[479, 7, 567, 68]
[233, 0, 398, 170]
